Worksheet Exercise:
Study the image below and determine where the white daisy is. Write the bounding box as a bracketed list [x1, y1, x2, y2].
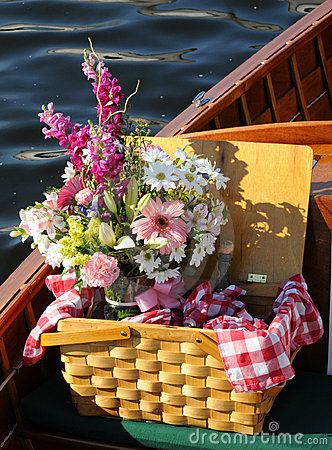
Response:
[201, 233, 217, 255]
[61, 161, 76, 183]
[190, 242, 206, 267]
[169, 243, 186, 263]
[134, 250, 161, 273]
[147, 266, 180, 283]
[142, 145, 171, 164]
[144, 162, 178, 191]
[175, 168, 207, 195]
[174, 147, 189, 161]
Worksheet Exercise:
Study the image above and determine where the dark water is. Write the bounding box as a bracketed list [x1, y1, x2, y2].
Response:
[0, 0, 324, 284]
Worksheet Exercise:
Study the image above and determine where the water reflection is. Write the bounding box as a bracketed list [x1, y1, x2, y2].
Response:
[72, 0, 282, 31]
[72, 0, 179, 5]
[139, 7, 282, 32]
[0, 21, 124, 33]
[284, 1, 325, 14]
[48, 47, 196, 63]
[75, 1, 283, 32]
[15, 149, 66, 161]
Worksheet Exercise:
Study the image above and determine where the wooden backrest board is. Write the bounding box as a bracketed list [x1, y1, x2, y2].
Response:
[149, 137, 313, 287]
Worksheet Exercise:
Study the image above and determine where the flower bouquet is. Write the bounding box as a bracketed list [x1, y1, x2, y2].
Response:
[11, 44, 231, 320]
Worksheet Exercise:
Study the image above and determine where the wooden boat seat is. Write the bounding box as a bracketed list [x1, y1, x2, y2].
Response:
[182, 121, 332, 156]
[19, 370, 332, 449]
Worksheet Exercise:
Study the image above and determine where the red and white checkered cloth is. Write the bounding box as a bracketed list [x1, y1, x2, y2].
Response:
[182, 281, 250, 327]
[23, 272, 323, 393]
[211, 275, 324, 392]
[23, 271, 93, 365]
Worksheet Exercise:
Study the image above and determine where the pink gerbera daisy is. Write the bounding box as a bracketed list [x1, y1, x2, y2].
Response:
[131, 198, 187, 254]
[57, 176, 83, 210]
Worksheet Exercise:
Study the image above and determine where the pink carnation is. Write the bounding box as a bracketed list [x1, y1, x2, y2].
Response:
[82, 252, 120, 287]
[75, 188, 94, 207]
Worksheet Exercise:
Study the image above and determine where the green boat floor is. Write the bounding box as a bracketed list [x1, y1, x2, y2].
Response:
[21, 370, 332, 450]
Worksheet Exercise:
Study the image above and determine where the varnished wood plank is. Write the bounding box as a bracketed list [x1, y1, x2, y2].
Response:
[277, 86, 300, 122]
[0, 250, 45, 313]
[213, 115, 222, 129]
[316, 34, 332, 104]
[0, 339, 21, 424]
[0, 264, 53, 336]
[252, 108, 273, 125]
[303, 62, 325, 106]
[311, 155, 332, 196]
[219, 101, 243, 128]
[308, 91, 332, 121]
[182, 121, 332, 147]
[290, 54, 310, 120]
[301, 196, 330, 372]
[24, 303, 36, 330]
[240, 94, 252, 125]
[315, 195, 332, 232]
[265, 74, 280, 122]
[296, 39, 319, 79]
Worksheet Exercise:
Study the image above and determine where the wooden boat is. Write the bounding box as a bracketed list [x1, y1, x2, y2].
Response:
[0, 2, 331, 449]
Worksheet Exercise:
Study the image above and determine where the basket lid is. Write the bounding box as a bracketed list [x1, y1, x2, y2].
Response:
[149, 137, 312, 289]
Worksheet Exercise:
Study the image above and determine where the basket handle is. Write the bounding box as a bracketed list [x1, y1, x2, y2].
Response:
[193, 332, 222, 362]
[41, 325, 131, 347]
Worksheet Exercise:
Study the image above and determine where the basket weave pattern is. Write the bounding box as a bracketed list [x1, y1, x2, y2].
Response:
[59, 323, 282, 435]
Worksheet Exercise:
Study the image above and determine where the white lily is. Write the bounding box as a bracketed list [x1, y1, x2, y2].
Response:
[113, 236, 136, 250]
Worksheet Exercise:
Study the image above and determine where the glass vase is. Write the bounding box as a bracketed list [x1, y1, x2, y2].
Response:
[104, 272, 152, 320]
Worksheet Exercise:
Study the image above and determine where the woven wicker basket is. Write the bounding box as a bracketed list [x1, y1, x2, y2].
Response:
[42, 318, 295, 435]
[41, 138, 311, 434]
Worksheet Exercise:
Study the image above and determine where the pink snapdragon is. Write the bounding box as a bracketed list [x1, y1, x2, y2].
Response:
[82, 252, 120, 287]
[82, 54, 124, 135]
[82, 52, 96, 80]
[86, 135, 124, 185]
[39, 54, 126, 190]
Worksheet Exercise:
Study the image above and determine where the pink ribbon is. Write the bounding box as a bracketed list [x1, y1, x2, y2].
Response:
[135, 276, 185, 312]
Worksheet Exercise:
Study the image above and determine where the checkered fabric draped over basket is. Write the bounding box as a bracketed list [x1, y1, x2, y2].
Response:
[211, 275, 324, 392]
[23, 273, 323, 393]
[23, 272, 93, 363]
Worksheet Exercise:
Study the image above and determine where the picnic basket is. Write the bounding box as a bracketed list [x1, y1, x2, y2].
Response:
[41, 138, 313, 434]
